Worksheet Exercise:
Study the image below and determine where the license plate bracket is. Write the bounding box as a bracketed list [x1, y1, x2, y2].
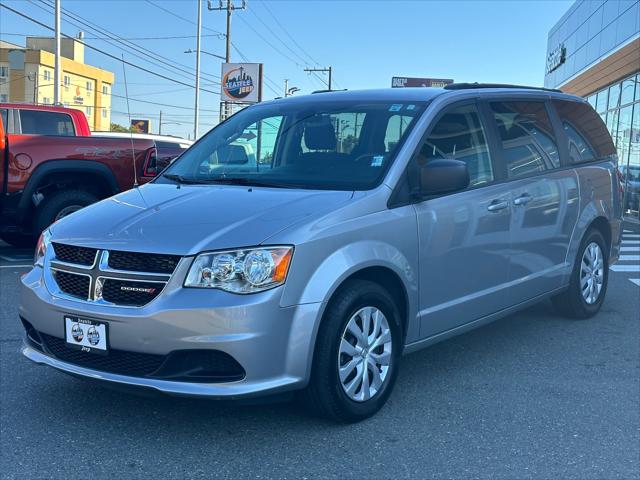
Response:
[64, 316, 109, 355]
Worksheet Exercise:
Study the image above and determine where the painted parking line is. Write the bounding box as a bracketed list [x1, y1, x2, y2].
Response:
[621, 246, 640, 252]
[622, 240, 640, 245]
[619, 255, 640, 261]
[623, 234, 640, 239]
[610, 264, 640, 272]
[630, 279, 640, 287]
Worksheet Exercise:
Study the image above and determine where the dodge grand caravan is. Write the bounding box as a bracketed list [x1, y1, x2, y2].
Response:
[20, 84, 623, 422]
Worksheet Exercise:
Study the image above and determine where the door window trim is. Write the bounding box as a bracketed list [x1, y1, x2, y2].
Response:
[388, 99, 502, 208]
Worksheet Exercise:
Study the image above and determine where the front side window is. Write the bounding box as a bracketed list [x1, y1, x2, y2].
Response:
[162, 100, 427, 190]
[490, 101, 559, 178]
[552, 100, 616, 164]
[417, 104, 493, 187]
[19, 110, 75, 136]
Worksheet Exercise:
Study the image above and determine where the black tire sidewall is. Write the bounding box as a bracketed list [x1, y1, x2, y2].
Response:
[317, 280, 403, 421]
[572, 229, 609, 317]
[32, 190, 97, 234]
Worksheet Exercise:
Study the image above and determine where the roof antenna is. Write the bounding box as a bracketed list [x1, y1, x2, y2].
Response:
[121, 54, 138, 187]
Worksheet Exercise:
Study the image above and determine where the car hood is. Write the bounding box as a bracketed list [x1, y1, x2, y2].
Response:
[51, 183, 354, 255]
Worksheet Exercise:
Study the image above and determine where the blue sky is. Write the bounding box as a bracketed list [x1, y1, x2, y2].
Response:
[0, 0, 573, 138]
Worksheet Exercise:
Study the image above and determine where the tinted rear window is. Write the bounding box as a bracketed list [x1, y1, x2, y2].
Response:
[489, 101, 560, 178]
[552, 100, 616, 164]
[19, 110, 76, 136]
[156, 141, 187, 150]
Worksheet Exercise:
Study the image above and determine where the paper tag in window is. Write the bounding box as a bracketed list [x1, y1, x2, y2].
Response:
[371, 156, 384, 167]
[407, 104, 416, 110]
[389, 104, 403, 112]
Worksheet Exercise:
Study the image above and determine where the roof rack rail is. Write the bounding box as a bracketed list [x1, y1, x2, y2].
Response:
[311, 89, 347, 94]
[444, 82, 562, 93]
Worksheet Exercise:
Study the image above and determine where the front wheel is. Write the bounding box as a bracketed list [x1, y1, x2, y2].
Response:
[552, 228, 609, 319]
[32, 189, 98, 235]
[301, 279, 403, 422]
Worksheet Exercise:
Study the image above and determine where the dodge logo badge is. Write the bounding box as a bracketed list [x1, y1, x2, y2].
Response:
[120, 286, 157, 294]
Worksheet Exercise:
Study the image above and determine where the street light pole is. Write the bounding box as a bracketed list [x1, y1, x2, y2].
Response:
[194, 0, 202, 140]
[54, 0, 61, 105]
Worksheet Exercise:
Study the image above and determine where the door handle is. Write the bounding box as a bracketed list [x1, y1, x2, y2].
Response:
[487, 199, 509, 212]
[513, 193, 532, 206]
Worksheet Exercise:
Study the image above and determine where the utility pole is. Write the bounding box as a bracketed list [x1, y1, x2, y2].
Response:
[304, 66, 333, 90]
[208, 0, 246, 121]
[194, 0, 202, 140]
[54, 0, 61, 105]
[284, 79, 288, 97]
[159, 110, 163, 135]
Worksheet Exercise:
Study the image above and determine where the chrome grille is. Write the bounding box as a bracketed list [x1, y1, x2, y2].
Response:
[108, 250, 180, 274]
[52, 243, 98, 266]
[53, 270, 90, 300]
[48, 245, 180, 307]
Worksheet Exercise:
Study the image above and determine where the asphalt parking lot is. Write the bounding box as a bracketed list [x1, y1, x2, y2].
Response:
[1, 226, 639, 480]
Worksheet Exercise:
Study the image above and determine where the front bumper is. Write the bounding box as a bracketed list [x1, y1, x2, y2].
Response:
[19, 264, 323, 398]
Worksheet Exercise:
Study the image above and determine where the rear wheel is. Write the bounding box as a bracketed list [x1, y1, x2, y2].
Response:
[301, 279, 402, 423]
[32, 189, 98, 235]
[552, 228, 609, 319]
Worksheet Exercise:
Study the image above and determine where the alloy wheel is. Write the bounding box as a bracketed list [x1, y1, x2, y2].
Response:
[580, 241, 604, 305]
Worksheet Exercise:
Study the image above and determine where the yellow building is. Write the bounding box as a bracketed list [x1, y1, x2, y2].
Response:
[0, 37, 114, 131]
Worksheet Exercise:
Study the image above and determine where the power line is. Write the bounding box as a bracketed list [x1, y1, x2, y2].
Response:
[33, 0, 221, 84]
[257, 1, 322, 67]
[0, 3, 220, 95]
[144, 0, 225, 37]
[0, 32, 226, 41]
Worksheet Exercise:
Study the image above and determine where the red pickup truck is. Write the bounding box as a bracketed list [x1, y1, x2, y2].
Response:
[0, 104, 159, 247]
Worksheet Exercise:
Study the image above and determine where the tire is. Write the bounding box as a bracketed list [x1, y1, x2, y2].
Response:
[301, 279, 403, 423]
[552, 228, 609, 319]
[32, 189, 98, 235]
[0, 232, 36, 248]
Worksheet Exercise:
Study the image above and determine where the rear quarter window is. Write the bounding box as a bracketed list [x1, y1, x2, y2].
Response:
[19, 110, 76, 136]
[551, 100, 616, 164]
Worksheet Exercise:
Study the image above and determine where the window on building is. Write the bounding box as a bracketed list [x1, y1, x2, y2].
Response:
[418, 104, 494, 187]
[102, 109, 107, 118]
[18, 110, 75, 136]
[490, 101, 560, 177]
[620, 76, 638, 107]
[42, 97, 52, 105]
[63, 76, 71, 87]
[43, 70, 51, 82]
[552, 100, 616, 163]
[85, 106, 92, 116]
[86, 81, 93, 92]
[607, 83, 622, 110]
[0, 66, 9, 77]
[595, 89, 608, 114]
[0, 94, 8, 103]
[102, 84, 109, 95]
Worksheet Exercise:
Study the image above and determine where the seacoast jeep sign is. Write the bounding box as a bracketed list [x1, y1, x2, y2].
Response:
[221, 63, 263, 104]
[546, 44, 566, 74]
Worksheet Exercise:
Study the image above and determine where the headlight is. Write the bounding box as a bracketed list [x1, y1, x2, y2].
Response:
[34, 230, 51, 267]
[184, 246, 293, 294]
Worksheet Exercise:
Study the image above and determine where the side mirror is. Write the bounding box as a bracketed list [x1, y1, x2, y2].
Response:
[419, 158, 470, 196]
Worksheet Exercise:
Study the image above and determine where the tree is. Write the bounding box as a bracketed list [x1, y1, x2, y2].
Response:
[110, 122, 136, 133]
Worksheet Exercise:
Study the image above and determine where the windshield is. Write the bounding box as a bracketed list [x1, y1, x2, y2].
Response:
[160, 99, 427, 190]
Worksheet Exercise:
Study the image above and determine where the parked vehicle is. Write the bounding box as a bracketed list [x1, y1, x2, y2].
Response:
[620, 164, 640, 213]
[0, 103, 92, 136]
[0, 110, 157, 246]
[92, 132, 192, 171]
[20, 85, 623, 422]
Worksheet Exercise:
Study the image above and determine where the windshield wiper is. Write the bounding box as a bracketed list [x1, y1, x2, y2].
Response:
[162, 173, 203, 184]
[201, 177, 298, 189]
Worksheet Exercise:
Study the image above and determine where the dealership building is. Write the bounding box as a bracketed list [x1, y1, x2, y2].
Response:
[545, 0, 639, 216]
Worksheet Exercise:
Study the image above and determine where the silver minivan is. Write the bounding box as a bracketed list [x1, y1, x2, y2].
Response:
[21, 85, 623, 422]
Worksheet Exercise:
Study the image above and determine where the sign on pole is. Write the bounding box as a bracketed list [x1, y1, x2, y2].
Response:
[391, 77, 454, 88]
[130, 119, 151, 133]
[221, 63, 263, 104]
